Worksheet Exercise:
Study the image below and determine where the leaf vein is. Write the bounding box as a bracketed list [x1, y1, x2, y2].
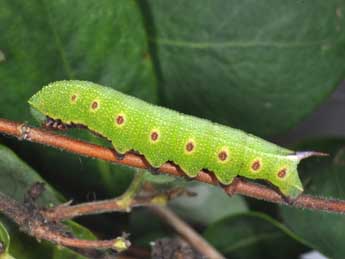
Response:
[151, 38, 329, 49]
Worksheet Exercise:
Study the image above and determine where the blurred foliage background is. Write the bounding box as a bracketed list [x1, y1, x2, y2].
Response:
[0, 0, 345, 258]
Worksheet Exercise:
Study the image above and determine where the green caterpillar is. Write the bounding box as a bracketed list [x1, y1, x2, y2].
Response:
[28, 80, 324, 198]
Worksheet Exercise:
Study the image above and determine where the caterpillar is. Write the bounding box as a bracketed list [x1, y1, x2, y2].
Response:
[28, 80, 325, 198]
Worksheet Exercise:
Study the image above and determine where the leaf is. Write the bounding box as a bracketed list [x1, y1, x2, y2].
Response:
[143, 0, 345, 136]
[281, 139, 345, 259]
[129, 208, 170, 247]
[0, 221, 15, 259]
[0, 222, 10, 254]
[170, 182, 248, 225]
[0, 0, 157, 197]
[204, 212, 308, 259]
[0, 144, 61, 205]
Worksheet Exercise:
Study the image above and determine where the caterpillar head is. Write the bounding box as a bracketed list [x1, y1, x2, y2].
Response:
[28, 81, 70, 119]
[28, 82, 60, 124]
[28, 80, 99, 124]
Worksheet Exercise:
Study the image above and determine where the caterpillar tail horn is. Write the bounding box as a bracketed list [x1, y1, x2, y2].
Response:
[293, 151, 329, 160]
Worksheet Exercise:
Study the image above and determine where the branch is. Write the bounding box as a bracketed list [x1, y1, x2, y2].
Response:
[43, 171, 189, 221]
[0, 186, 130, 257]
[0, 118, 345, 214]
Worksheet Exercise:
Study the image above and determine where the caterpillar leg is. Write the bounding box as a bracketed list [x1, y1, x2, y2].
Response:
[266, 182, 299, 205]
[147, 165, 160, 175]
[111, 148, 126, 161]
[281, 192, 299, 205]
[224, 177, 241, 196]
[43, 116, 69, 131]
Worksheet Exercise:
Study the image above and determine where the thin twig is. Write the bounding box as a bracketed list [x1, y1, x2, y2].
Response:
[44, 192, 173, 221]
[151, 206, 225, 259]
[1, 118, 345, 214]
[0, 191, 130, 253]
[43, 170, 173, 221]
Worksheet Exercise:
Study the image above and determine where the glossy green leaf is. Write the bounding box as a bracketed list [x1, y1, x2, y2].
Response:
[204, 212, 308, 259]
[130, 208, 170, 248]
[0, 0, 157, 197]
[143, 0, 345, 136]
[0, 222, 10, 253]
[281, 139, 345, 259]
[0, 144, 60, 205]
[0, 221, 14, 259]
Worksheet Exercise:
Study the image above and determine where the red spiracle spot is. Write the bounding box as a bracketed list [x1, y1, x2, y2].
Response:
[151, 131, 159, 141]
[278, 168, 287, 178]
[71, 94, 77, 102]
[91, 101, 98, 110]
[116, 115, 124, 125]
[218, 151, 228, 161]
[186, 141, 194, 152]
[251, 160, 261, 171]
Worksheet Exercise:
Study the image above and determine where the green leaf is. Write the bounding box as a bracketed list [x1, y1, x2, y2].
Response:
[281, 139, 345, 259]
[0, 222, 10, 254]
[0, 144, 60, 205]
[130, 208, 170, 248]
[0, 221, 15, 259]
[0, 0, 157, 197]
[143, 0, 345, 136]
[170, 183, 248, 225]
[204, 212, 308, 259]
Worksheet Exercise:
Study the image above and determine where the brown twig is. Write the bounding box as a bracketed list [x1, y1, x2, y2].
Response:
[0, 189, 130, 256]
[1, 118, 345, 214]
[44, 189, 189, 221]
[151, 206, 225, 259]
